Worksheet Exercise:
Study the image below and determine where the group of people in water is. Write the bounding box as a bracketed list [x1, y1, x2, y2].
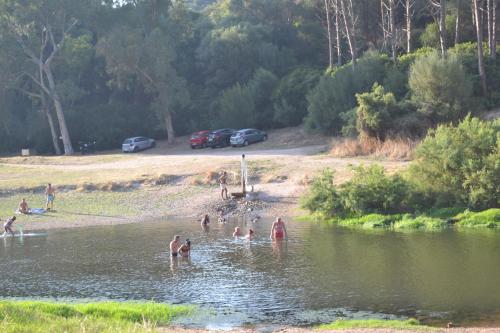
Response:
[169, 215, 288, 257]
[2, 183, 55, 237]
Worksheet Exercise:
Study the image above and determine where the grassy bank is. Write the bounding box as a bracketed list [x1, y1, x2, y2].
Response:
[0, 300, 193, 333]
[317, 318, 431, 330]
[317, 208, 500, 231]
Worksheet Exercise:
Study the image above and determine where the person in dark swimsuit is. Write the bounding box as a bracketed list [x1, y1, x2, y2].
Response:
[169, 235, 181, 257]
[201, 214, 210, 226]
[270, 217, 287, 240]
[3, 216, 16, 236]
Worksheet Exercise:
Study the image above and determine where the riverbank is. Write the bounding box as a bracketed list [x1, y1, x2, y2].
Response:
[0, 132, 407, 231]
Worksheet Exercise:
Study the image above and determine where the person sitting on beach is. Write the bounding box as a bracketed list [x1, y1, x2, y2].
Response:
[45, 183, 56, 211]
[3, 216, 16, 236]
[233, 226, 242, 237]
[246, 228, 254, 240]
[18, 199, 30, 214]
[169, 235, 181, 257]
[178, 239, 191, 257]
[270, 217, 287, 240]
[201, 214, 210, 226]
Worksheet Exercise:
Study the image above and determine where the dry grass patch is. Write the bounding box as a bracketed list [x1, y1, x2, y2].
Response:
[330, 137, 418, 161]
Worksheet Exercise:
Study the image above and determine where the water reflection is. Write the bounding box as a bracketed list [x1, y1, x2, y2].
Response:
[1, 218, 500, 327]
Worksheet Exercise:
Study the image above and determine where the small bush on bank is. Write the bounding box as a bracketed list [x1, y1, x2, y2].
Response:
[455, 208, 500, 228]
[318, 318, 425, 330]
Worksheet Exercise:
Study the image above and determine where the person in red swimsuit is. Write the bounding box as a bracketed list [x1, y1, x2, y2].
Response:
[270, 217, 287, 240]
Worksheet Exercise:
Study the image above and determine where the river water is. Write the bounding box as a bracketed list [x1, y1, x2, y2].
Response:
[1, 217, 500, 328]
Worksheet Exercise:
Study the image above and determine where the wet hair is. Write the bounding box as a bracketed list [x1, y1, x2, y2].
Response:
[174, 235, 180, 240]
[186, 239, 191, 245]
[11, 216, 16, 220]
[249, 229, 254, 234]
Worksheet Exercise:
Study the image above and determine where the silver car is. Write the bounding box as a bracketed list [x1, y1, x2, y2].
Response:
[230, 129, 267, 147]
[122, 137, 156, 153]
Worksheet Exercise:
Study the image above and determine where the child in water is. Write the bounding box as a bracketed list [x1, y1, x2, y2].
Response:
[3, 216, 16, 236]
[233, 226, 242, 237]
[246, 228, 254, 240]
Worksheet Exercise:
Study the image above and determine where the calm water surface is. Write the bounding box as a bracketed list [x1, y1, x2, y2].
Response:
[1, 218, 500, 328]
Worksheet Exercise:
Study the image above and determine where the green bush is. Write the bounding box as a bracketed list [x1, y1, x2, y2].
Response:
[300, 169, 342, 217]
[305, 51, 389, 134]
[409, 51, 472, 124]
[455, 208, 500, 228]
[355, 83, 397, 140]
[409, 116, 500, 209]
[216, 82, 256, 128]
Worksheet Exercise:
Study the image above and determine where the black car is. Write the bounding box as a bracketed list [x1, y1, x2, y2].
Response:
[207, 128, 235, 148]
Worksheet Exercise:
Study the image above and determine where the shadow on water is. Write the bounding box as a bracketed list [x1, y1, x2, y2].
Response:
[1, 217, 500, 328]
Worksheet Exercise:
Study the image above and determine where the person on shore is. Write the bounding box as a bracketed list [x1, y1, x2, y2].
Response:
[246, 228, 254, 240]
[270, 217, 287, 240]
[45, 183, 56, 211]
[201, 214, 210, 226]
[169, 235, 181, 257]
[178, 239, 191, 257]
[219, 171, 229, 200]
[3, 216, 16, 236]
[18, 199, 30, 214]
[233, 226, 242, 237]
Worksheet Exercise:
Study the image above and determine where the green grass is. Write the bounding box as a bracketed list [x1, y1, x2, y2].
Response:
[0, 300, 194, 333]
[336, 213, 401, 228]
[394, 215, 448, 230]
[455, 208, 500, 228]
[317, 318, 431, 330]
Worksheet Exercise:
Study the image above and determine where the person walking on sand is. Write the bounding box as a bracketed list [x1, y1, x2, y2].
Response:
[18, 198, 30, 214]
[45, 183, 56, 211]
[3, 216, 16, 236]
[219, 171, 229, 200]
[270, 217, 288, 240]
[170, 235, 181, 257]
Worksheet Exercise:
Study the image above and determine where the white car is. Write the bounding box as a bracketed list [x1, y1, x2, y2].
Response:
[122, 137, 156, 153]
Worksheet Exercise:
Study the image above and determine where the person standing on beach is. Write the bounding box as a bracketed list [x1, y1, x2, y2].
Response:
[270, 217, 287, 240]
[170, 235, 181, 257]
[45, 183, 56, 211]
[219, 171, 229, 200]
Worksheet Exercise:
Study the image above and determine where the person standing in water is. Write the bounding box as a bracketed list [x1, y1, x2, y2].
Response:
[201, 214, 210, 226]
[3, 216, 16, 236]
[219, 171, 229, 200]
[270, 217, 287, 240]
[246, 228, 254, 240]
[178, 239, 191, 257]
[45, 183, 56, 211]
[233, 226, 242, 237]
[170, 235, 181, 257]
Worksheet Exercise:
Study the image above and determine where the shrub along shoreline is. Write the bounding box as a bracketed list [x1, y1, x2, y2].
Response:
[0, 300, 194, 333]
[301, 117, 499, 230]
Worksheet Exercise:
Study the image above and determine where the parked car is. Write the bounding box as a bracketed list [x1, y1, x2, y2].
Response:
[207, 128, 235, 148]
[230, 129, 267, 147]
[122, 137, 156, 153]
[189, 130, 210, 149]
[78, 141, 96, 155]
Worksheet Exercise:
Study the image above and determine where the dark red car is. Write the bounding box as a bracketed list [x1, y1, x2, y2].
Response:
[189, 130, 210, 149]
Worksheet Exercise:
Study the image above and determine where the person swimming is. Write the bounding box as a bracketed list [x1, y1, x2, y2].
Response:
[270, 217, 287, 240]
[233, 226, 242, 237]
[178, 239, 191, 257]
[246, 228, 254, 240]
[3, 216, 16, 236]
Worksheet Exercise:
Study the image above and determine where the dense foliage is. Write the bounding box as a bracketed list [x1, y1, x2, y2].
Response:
[0, 0, 499, 154]
[303, 117, 499, 219]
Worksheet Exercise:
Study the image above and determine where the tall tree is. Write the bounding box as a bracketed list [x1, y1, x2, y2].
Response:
[404, 0, 416, 52]
[339, 0, 358, 67]
[324, 0, 334, 68]
[429, 0, 447, 56]
[473, 0, 488, 94]
[0, 0, 88, 154]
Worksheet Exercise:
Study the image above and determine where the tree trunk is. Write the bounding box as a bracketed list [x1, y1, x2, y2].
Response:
[334, 0, 342, 66]
[488, 0, 493, 55]
[389, 0, 397, 61]
[41, 93, 62, 155]
[164, 110, 175, 144]
[406, 0, 413, 53]
[324, 0, 334, 68]
[455, 3, 460, 45]
[44, 65, 74, 155]
[340, 0, 357, 67]
[492, 0, 497, 59]
[439, 0, 447, 56]
[473, 0, 488, 95]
